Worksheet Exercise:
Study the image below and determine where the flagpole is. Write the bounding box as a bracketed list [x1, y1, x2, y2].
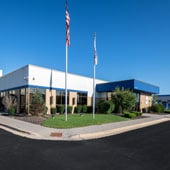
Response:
[65, 45, 68, 121]
[65, 0, 70, 121]
[93, 61, 96, 119]
[93, 32, 97, 119]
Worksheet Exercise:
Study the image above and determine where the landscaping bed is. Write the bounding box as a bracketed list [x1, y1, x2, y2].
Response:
[14, 115, 46, 125]
[11, 113, 147, 128]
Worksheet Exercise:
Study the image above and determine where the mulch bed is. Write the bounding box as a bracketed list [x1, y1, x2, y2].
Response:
[14, 115, 47, 125]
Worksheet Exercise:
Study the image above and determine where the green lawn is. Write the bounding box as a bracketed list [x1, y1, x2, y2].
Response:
[42, 114, 128, 129]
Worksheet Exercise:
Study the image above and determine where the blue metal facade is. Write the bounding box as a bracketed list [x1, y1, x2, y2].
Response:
[96, 79, 159, 94]
[133, 80, 159, 94]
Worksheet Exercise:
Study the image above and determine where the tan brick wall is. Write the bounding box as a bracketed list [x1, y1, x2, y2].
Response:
[15, 89, 20, 113]
[69, 92, 77, 113]
[45, 89, 56, 114]
[140, 93, 152, 112]
[87, 96, 92, 106]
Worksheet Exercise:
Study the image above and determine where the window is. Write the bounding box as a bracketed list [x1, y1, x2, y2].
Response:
[56, 90, 69, 105]
[134, 92, 140, 102]
[9, 90, 15, 95]
[77, 92, 87, 105]
[72, 97, 75, 105]
[0, 92, 5, 97]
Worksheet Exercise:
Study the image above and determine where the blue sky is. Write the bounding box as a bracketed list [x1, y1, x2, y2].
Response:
[0, 0, 170, 94]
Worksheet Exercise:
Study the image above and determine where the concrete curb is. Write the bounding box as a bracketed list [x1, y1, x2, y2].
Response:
[70, 118, 170, 140]
[0, 115, 170, 141]
[0, 125, 34, 138]
[0, 124, 66, 141]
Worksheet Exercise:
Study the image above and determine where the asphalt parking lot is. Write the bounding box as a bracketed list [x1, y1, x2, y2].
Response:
[0, 121, 170, 170]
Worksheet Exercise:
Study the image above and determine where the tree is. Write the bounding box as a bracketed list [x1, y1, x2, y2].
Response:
[152, 94, 158, 105]
[111, 88, 136, 113]
[97, 100, 115, 114]
[2, 94, 17, 113]
[29, 89, 47, 115]
[31, 89, 44, 104]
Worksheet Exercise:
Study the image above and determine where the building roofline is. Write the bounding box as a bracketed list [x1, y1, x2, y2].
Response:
[96, 79, 159, 94]
[98, 78, 159, 88]
[1, 64, 106, 83]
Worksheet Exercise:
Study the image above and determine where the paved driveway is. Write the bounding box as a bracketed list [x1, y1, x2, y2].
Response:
[0, 121, 170, 170]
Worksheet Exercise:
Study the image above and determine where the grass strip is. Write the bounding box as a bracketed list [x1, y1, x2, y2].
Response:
[42, 114, 128, 129]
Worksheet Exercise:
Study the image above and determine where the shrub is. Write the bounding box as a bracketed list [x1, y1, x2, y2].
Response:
[131, 111, 142, 116]
[87, 106, 93, 113]
[107, 101, 115, 114]
[2, 94, 17, 113]
[82, 105, 87, 113]
[76, 105, 82, 113]
[57, 105, 65, 114]
[30, 104, 46, 116]
[51, 108, 56, 115]
[8, 106, 16, 115]
[164, 110, 170, 113]
[97, 100, 115, 114]
[29, 89, 46, 115]
[43, 106, 48, 115]
[67, 106, 73, 113]
[111, 88, 136, 113]
[151, 103, 164, 113]
[123, 112, 136, 119]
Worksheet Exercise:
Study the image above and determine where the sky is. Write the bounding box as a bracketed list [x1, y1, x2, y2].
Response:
[0, 0, 170, 94]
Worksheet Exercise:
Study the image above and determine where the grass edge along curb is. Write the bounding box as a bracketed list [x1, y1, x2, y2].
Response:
[42, 114, 128, 129]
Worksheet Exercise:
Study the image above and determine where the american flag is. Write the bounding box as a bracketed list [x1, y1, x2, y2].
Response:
[94, 32, 98, 65]
[66, 0, 70, 46]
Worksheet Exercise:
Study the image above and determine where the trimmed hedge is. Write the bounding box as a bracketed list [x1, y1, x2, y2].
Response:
[51, 108, 56, 115]
[87, 106, 93, 113]
[82, 105, 87, 113]
[76, 105, 82, 113]
[123, 112, 136, 118]
[57, 105, 65, 114]
[164, 110, 170, 113]
[131, 111, 142, 116]
[67, 106, 73, 113]
[75, 105, 87, 113]
[56, 105, 72, 114]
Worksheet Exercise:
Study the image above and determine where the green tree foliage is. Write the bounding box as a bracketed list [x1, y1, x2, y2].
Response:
[152, 94, 158, 105]
[30, 89, 47, 115]
[32, 89, 44, 104]
[151, 103, 164, 113]
[97, 100, 115, 114]
[111, 88, 136, 113]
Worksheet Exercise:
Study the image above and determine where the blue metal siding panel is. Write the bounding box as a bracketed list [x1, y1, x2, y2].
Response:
[96, 79, 159, 94]
[134, 80, 159, 94]
[157, 95, 170, 101]
[96, 80, 134, 92]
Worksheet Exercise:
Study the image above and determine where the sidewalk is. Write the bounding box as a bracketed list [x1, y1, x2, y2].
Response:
[0, 113, 170, 141]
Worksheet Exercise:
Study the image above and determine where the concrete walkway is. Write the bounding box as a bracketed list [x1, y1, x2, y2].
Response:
[0, 113, 170, 141]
